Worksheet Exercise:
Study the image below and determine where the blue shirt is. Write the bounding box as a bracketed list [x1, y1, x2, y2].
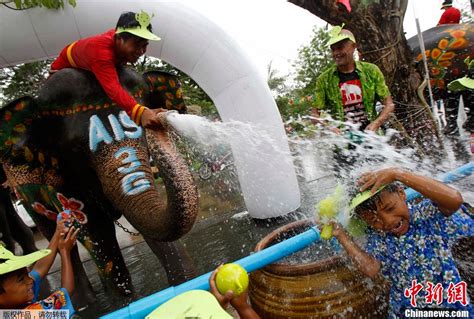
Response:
[365, 200, 474, 318]
[28, 270, 75, 316]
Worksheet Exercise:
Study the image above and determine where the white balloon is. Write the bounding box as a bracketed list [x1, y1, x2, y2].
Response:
[0, 0, 301, 218]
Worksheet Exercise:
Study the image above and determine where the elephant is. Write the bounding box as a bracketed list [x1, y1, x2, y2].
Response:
[0, 67, 200, 305]
[408, 23, 474, 159]
[0, 167, 38, 255]
[408, 23, 474, 95]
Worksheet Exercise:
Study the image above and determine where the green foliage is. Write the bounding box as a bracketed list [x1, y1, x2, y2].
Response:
[0, 59, 52, 105]
[3, 0, 75, 10]
[292, 26, 332, 97]
[266, 61, 287, 96]
[136, 56, 218, 119]
[268, 26, 332, 136]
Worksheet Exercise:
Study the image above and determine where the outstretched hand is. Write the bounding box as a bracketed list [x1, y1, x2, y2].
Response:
[357, 167, 399, 193]
[209, 265, 251, 311]
[329, 221, 344, 239]
[59, 226, 79, 254]
[141, 108, 167, 129]
[209, 265, 234, 309]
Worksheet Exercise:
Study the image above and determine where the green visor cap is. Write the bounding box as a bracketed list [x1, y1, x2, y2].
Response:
[327, 24, 356, 47]
[146, 290, 232, 319]
[349, 185, 386, 211]
[116, 11, 161, 41]
[0, 245, 51, 275]
[448, 76, 474, 91]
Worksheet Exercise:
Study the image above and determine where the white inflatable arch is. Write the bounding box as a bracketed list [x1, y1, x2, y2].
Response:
[0, 0, 300, 218]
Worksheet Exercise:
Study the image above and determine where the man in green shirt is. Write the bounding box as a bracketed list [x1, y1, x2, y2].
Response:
[312, 26, 394, 133]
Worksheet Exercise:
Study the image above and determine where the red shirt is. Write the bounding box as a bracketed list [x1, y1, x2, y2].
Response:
[51, 30, 144, 124]
[438, 7, 461, 25]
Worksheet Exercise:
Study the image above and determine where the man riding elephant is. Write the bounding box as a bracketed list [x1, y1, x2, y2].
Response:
[50, 10, 163, 128]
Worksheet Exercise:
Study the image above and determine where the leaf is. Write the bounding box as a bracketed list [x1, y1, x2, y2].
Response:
[14, 0, 21, 9]
[68, 0, 76, 7]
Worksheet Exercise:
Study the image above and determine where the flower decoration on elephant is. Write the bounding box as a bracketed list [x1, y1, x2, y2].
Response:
[56, 193, 88, 225]
[31, 192, 87, 225]
[417, 24, 472, 90]
[145, 71, 186, 113]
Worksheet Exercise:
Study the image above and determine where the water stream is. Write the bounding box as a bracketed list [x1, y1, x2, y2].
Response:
[46, 114, 472, 317]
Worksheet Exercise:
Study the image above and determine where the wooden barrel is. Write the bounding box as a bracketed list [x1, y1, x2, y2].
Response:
[249, 220, 390, 318]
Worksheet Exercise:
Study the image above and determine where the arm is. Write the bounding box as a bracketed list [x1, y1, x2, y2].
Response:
[90, 60, 161, 128]
[331, 222, 381, 278]
[209, 267, 261, 319]
[365, 96, 394, 132]
[359, 168, 463, 216]
[365, 65, 394, 132]
[59, 226, 80, 295]
[32, 219, 68, 278]
[437, 11, 447, 25]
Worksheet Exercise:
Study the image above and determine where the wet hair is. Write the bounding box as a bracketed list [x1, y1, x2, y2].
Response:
[352, 183, 402, 216]
[0, 260, 25, 295]
[115, 12, 153, 41]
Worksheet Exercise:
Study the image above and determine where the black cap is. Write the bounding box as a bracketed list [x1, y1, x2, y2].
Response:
[441, 0, 453, 8]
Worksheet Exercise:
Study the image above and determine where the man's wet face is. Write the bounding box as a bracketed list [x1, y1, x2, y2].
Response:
[359, 189, 410, 237]
[0, 268, 35, 308]
[117, 36, 149, 64]
[330, 39, 356, 68]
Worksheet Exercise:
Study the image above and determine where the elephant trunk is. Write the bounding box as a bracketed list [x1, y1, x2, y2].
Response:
[145, 121, 199, 240]
[92, 116, 198, 241]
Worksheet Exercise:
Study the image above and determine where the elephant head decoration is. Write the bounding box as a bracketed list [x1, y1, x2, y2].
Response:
[408, 23, 473, 155]
[408, 23, 474, 96]
[0, 68, 199, 299]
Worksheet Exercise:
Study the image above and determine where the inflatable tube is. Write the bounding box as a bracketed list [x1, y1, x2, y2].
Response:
[101, 163, 474, 319]
[0, 1, 300, 218]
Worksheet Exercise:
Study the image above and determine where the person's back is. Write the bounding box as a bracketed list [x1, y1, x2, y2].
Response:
[438, 0, 461, 25]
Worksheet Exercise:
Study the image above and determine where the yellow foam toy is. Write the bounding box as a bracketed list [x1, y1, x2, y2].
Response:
[316, 185, 343, 240]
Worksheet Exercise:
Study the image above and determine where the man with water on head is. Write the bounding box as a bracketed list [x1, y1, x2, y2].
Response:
[312, 25, 394, 133]
[50, 11, 163, 128]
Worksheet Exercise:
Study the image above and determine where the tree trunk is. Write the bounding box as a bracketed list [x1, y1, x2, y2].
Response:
[289, 0, 444, 156]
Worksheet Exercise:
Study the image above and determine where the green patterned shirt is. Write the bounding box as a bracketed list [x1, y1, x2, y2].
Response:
[314, 61, 391, 122]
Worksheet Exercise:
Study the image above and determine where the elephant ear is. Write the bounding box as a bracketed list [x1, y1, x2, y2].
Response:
[0, 97, 55, 169]
[143, 71, 187, 114]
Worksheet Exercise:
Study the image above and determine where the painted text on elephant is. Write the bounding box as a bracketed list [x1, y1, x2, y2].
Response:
[89, 111, 142, 152]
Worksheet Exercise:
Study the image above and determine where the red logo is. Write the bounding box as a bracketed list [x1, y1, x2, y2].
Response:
[425, 282, 443, 305]
[404, 280, 468, 307]
[447, 281, 468, 306]
[404, 279, 424, 307]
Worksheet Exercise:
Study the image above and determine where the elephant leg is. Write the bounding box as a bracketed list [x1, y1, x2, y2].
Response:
[143, 236, 197, 285]
[443, 94, 472, 161]
[0, 189, 16, 252]
[3, 193, 38, 254]
[0, 187, 35, 254]
[7, 209, 38, 254]
[79, 208, 133, 296]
